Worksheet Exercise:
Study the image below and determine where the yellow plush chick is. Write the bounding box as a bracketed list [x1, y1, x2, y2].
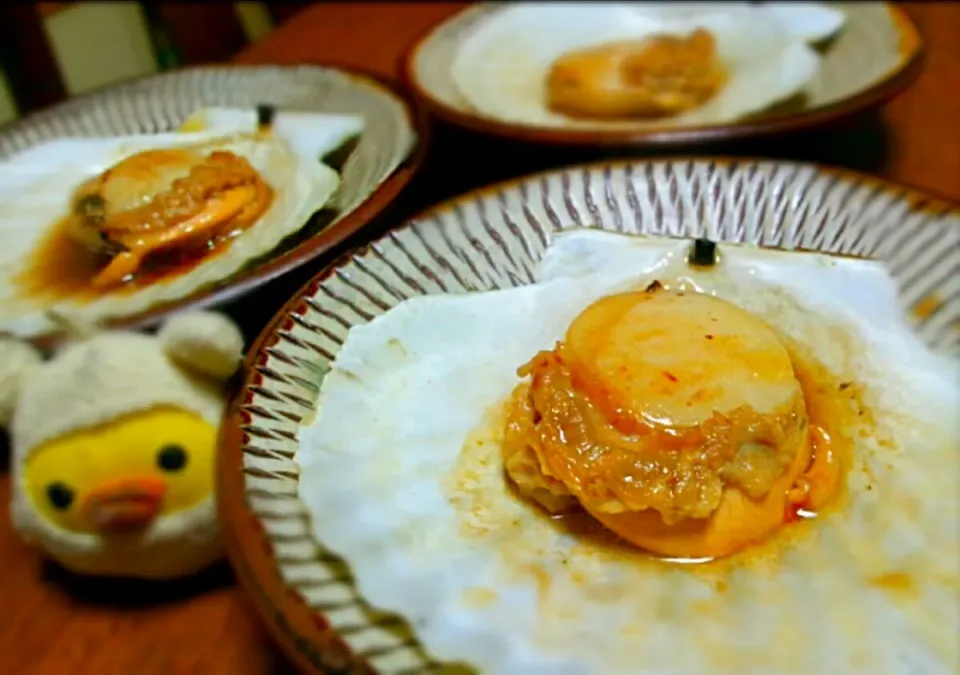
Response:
[0, 311, 244, 580]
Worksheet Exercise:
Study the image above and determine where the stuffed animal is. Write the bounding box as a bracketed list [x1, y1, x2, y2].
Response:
[0, 311, 244, 580]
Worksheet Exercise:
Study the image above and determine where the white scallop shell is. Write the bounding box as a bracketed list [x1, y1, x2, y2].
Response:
[450, 2, 821, 128]
[761, 2, 847, 44]
[631, 2, 847, 44]
[180, 107, 365, 164]
[0, 124, 341, 338]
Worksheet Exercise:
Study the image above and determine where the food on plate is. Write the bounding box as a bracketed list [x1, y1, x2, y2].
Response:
[298, 229, 959, 674]
[450, 3, 821, 126]
[502, 288, 839, 558]
[546, 29, 726, 119]
[65, 146, 274, 289]
[0, 107, 364, 338]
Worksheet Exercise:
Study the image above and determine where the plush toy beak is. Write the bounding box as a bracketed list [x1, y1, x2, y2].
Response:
[82, 477, 167, 533]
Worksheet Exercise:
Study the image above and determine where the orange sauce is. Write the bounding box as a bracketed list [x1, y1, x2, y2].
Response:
[12, 215, 250, 303]
[13, 216, 112, 301]
[770, 340, 854, 529]
[911, 293, 943, 321]
[869, 571, 915, 595]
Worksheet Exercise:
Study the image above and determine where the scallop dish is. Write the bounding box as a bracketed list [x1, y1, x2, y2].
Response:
[298, 229, 960, 674]
[451, 1, 847, 127]
[0, 106, 365, 337]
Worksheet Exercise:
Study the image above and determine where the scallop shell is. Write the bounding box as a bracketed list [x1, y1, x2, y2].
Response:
[0, 124, 341, 338]
[761, 2, 847, 44]
[297, 230, 960, 674]
[632, 2, 847, 44]
[180, 107, 365, 165]
[450, 2, 821, 128]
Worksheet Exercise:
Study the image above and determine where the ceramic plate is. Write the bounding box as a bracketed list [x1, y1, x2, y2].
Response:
[0, 65, 427, 338]
[402, 2, 922, 146]
[219, 158, 958, 674]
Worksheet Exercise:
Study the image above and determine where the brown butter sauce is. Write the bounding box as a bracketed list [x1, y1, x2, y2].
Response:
[13, 215, 244, 302]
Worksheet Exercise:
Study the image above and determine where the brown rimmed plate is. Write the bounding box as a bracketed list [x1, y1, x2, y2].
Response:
[0, 64, 429, 340]
[401, 2, 923, 146]
[218, 157, 959, 674]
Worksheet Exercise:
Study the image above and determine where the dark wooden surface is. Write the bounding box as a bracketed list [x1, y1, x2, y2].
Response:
[0, 3, 957, 674]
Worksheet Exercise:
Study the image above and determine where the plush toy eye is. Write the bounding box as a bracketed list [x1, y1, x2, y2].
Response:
[156, 444, 188, 472]
[47, 482, 75, 511]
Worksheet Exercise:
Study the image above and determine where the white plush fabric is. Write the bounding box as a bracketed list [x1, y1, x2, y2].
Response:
[3, 311, 243, 579]
[159, 311, 245, 382]
[11, 332, 225, 458]
[0, 338, 42, 428]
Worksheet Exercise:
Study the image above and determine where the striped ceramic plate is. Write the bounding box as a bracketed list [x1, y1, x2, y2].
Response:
[219, 158, 959, 674]
[0, 65, 426, 338]
[402, 2, 923, 146]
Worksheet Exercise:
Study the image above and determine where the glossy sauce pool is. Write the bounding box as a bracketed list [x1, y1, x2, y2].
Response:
[13, 214, 246, 302]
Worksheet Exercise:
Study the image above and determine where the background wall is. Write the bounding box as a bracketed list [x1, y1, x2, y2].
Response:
[0, 72, 16, 125]
[0, 2, 274, 125]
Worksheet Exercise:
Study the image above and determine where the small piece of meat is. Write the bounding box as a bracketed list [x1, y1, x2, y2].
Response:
[95, 150, 269, 243]
[501, 382, 580, 514]
[501, 346, 807, 525]
[68, 147, 274, 287]
[546, 28, 726, 120]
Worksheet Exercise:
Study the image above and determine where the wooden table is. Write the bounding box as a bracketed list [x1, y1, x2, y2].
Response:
[0, 3, 957, 674]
